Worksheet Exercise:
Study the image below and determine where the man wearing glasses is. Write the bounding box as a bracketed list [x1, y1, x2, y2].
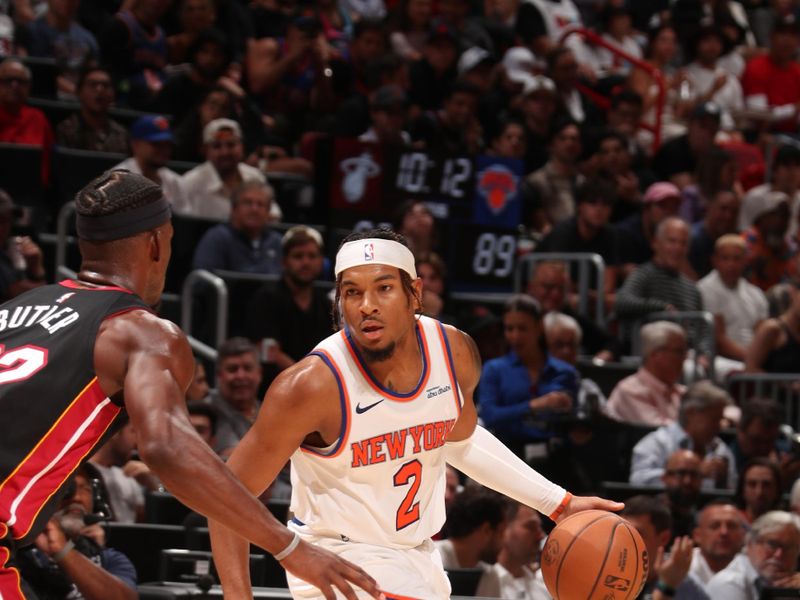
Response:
[708, 511, 800, 598]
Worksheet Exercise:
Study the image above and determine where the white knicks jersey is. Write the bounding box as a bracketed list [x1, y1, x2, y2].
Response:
[290, 315, 463, 549]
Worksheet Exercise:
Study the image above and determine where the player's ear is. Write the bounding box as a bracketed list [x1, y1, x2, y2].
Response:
[412, 277, 423, 312]
[148, 229, 161, 262]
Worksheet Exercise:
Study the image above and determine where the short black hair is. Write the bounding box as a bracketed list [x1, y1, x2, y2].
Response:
[216, 337, 258, 370]
[575, 178, 616, 205]
[76, 64, 110, 91]
[444, 487, 507, 538]
[75, 170, 163, 218]
[444, 79, 481, 101]
[774, 144, 800, 169]
[186, 401, 218, 436]
[187, 27, 231, 65]
[735, 458, 782, 510]
[596, 128, 628, 149]
[739, 397, 784, 431]
[503, 293, 542, 321]
[621, 494, 672, 534]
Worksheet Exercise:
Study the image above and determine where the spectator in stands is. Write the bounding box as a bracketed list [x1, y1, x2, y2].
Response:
[165, 0, 217, 65]
[526, 260, 619, 360]
[690, 500, 748, 587]
[17, 462, 137, 600]
[393, 199, 439, 256]
[616, 181, 682, 272]
[478, 294, 578, 456]
[0, 189, 46, 300]
[683, 24, 744, 134]
[739, 190, 796, 291]
[616, 217, 710, 356]
[628, 24, 692, 146]
[543, 311, 607, 413]
[206, 337, 263, 456]
[737, 458, 783, 524]
[187, 400, 217, 447]
[487, 118, 525, 161]
[630, 380, 736, 489]
[742, 145, 800, 238]
[186, 358, 210, 402]
[19, 0, 99, 96]
[415, 252, 453, 323]
[0, 58, 53, 184]
[514, 0, 582, 58]
[409, 79, 483, 156]
[388, 0, 432, 61]
[492, 502, 548, 600]
[546, 46, 603, 125]
[536, 178, 621, 309]
[99, 0, 169, 109]
[407, 22, 459, 112]
[606, 321, 687, 427]
[621, 495, 709, 599]
[521, 118, 583, 234]
[707, 511, 800, 597]
[746, 276, 800, 374]
[517, 75, 557, 172]
[56, 66, 129, 154]
[192, 180, 282, 275]
[652, 102, 721, 190]
[699, 235, 768, 363]
[660, 449, 704, 539]
[606, 90, 646, 164]
[680, 147, 740, 227]
[90, 423, 161, 523]
[583, 6, 641, 80]
[113, 115, 190, 214]
[244, 225, 332, 375]
[741, 16, 800, 134]
[436, 487, 504, 598]
[730, 398, 797, 475]
[182, 118, 281, 221]
[172, 85, 232, 163]
[154, 27, 232, 125]
[688, 190, 741, 279]
[592, 128, 646, 222]
[358, 84, 411, 146]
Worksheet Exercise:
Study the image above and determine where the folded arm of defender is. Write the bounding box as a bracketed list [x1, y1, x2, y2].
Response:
[445, 425, 571, 520]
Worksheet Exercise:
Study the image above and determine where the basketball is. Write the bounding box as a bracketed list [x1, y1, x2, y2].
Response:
[540, 510, 649, 600]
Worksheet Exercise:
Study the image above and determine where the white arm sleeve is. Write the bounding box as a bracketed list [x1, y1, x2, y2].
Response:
[444, 425, 568, 518]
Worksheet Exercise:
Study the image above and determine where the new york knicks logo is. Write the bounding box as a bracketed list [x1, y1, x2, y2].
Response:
[340, 152, 381, 203]
[364, 243, 375, 261]
[477, 164, 517, 215]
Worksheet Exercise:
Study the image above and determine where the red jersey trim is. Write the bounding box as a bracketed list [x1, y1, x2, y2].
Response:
[0, 378, 120, 539]
[59, 280, 134, 294]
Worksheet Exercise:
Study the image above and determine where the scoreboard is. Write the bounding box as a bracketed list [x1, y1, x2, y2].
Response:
[313, 138, 525, 293]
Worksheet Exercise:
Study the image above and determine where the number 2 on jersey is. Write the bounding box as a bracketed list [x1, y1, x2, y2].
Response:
[393, 459, 422, 531]
[0, 344, 47, 384]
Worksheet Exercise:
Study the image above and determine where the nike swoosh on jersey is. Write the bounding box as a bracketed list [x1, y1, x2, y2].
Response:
[355, 398, 385, 414]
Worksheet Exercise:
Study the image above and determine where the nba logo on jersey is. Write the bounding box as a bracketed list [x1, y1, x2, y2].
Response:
[363, 243, 375, 261]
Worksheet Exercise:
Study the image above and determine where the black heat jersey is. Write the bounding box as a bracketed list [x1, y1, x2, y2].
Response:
[0, 280, 150, 546]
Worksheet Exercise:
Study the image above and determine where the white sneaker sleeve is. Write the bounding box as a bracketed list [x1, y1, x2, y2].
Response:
[444, 425, 569, 519]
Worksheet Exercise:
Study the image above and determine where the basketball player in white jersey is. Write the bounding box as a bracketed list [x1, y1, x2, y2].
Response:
[209, 229, 623, 599]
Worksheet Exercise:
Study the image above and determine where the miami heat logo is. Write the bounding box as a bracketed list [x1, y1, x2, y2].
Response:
[340, 152, 381, 203]
[477, 165, 517, 215]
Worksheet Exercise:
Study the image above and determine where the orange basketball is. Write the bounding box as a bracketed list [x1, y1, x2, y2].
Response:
[541, 510, 649, 600]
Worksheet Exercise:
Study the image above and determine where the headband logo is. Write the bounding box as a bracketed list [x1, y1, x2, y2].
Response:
[364, 242, 375, 261]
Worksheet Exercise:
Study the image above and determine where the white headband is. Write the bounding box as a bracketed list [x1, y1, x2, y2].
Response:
[334, 238, 417, 279]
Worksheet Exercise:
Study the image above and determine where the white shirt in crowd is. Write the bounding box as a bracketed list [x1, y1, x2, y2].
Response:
[698, 270, 768, 348]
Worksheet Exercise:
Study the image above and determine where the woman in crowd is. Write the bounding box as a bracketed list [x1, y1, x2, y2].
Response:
[736, 457, 783, 523]
[478, 294, 579, 457]
[746, 279, 800, 374]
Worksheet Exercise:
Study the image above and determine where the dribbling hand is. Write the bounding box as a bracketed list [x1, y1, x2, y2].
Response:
[279, 538, 385, 600]
[557, 495, 625, 522]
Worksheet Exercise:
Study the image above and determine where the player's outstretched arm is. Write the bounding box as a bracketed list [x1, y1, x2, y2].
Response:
[209, 356, 384, 600]
[442, 326, 624, 520]
[95, 313, 380, 600]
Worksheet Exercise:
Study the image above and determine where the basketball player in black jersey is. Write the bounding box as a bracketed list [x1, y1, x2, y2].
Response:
[0, 170, 381, 600]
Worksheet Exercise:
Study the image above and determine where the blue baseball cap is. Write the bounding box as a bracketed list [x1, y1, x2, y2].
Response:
[130, 115, 173, 142]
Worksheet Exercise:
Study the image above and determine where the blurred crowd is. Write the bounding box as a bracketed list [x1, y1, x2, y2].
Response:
[6, 0, 800, 598]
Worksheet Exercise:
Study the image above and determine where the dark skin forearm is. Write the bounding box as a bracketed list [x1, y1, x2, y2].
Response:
[57, 549, 137, 600]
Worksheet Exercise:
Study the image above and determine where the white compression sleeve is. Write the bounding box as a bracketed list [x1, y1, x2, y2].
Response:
[444, 425, 569, 519]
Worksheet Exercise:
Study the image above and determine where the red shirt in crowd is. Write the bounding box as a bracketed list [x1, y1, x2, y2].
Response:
[0, 104, 53, 185]
[741, 54, 800, 132]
